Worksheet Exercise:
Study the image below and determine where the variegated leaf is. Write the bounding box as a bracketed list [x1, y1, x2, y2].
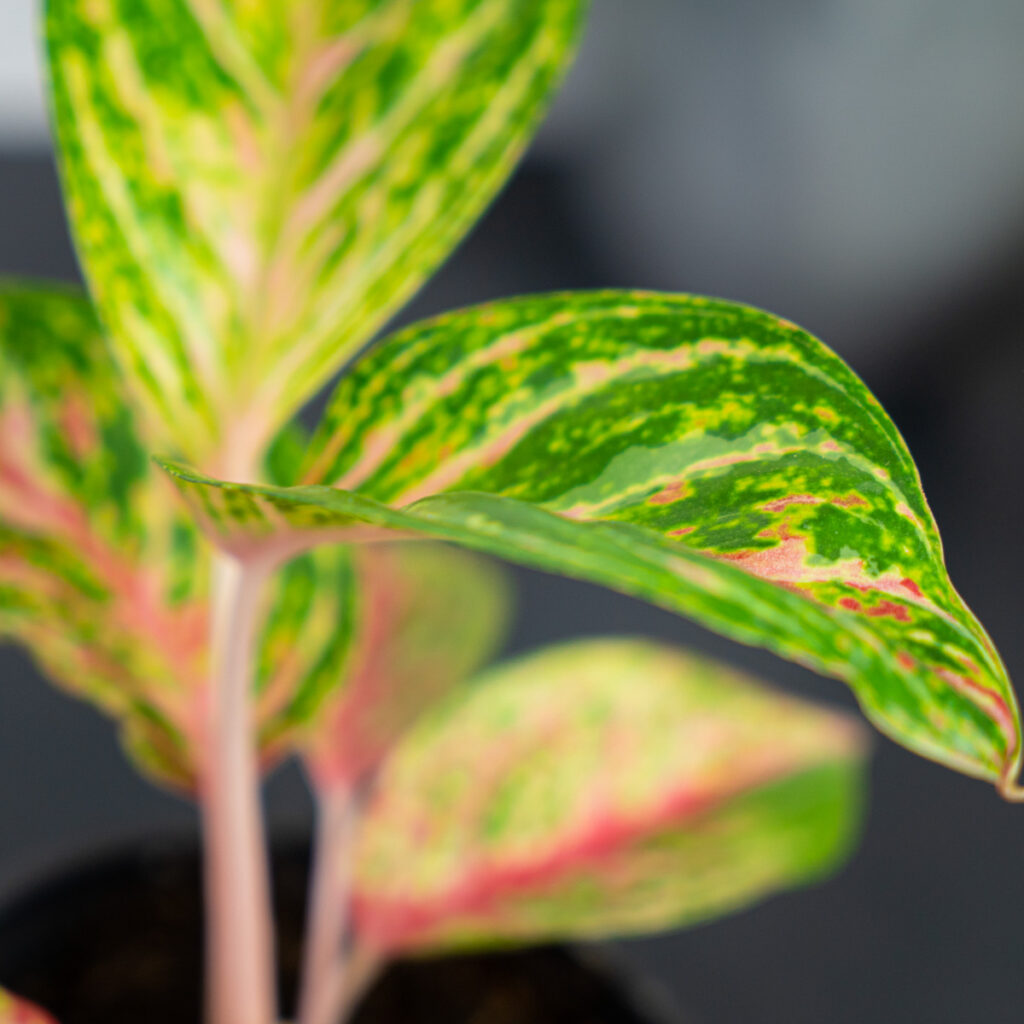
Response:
[0, 283, 510, 791]
[46, 0, 587, 467]
[352, 639, 866, 952]
[0, 989, 57, 1024]
[159, 290, 1022, 794]
[0, 282, 207, 785]
[259, 542, 512, 787]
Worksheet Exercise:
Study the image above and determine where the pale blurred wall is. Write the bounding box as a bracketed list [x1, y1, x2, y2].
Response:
[544, 0, 1024, 367]
[0, 0, 48, 147]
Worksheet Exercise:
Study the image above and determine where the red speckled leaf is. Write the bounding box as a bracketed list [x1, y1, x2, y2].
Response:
[352, 639, 867, 953]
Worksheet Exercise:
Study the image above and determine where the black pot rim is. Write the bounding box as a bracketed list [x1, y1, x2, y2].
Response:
[0, 834, 684, 1023]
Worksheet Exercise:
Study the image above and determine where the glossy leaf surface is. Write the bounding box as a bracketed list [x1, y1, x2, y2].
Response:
[352, 639, 866, 951]
[46, 0, 586, 465]
[160, 290, 1021, 793]
[0, 990, 57, 1024]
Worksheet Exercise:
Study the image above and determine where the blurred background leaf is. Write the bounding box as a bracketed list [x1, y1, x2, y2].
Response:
[262, 543, 512, 789]
[353, 639, 866, 952]
[0, 283, 208, 786]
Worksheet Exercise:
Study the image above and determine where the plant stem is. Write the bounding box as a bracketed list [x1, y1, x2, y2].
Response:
[297, 786, 363, 1024]
[315, 944, 383, 1024]
[202, 554, 277, 1024]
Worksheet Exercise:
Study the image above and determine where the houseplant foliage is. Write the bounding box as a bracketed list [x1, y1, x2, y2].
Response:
[0, 1, 1017, 1024]
[0, 290, 867, 1022]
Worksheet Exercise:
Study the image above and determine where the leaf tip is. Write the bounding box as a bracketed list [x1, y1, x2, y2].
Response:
[996, 760, 1024, 803]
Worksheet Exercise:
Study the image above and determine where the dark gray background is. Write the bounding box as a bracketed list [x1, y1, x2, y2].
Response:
[3, 2, 1024, 1022]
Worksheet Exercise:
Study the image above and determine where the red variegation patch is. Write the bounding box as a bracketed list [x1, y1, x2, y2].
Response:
[299, 543, 511, 789]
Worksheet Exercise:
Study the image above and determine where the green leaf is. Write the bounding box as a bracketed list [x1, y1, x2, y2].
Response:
[351, 639, 866, 952]
[0, 989, 57, 1024]
[158, 290, 1022, 794]
[258, 542, 512, 786]
[46, 0, 587, 466]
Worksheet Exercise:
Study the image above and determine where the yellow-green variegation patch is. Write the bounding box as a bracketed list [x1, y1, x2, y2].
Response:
[46, 0, 586, 469]
[352, 639, 866, 952]
[0, 989, 57, 1024]
[159, 290, 1023, 795]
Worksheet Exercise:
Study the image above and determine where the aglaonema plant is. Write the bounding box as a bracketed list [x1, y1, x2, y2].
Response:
[0, 1, 1018, 1023]
[0, 299, 867, 1024]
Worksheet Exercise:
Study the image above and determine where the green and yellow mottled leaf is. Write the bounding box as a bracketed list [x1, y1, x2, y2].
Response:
[0, 989, 57, 1024]
[351, 639, 866, 952]
[158, 290, 1022, 794]
[259, 542, 511, 787]
[46, 0, 587, 468]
